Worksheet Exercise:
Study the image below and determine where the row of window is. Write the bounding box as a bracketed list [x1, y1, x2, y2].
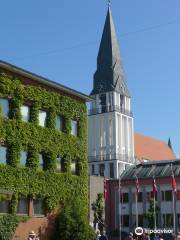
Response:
[120, 190, 178, 203]
[0, 98, 78, 136]
[91, 163, 114, 178]
[0, 146, 78, 174]
[0, 197, 44, 215]
[120, 214, 180, 228]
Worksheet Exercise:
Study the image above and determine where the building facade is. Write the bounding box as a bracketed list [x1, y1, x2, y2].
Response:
[88, 7, 135, 179]
[0, 60, 91, 239]
[106, 160, 180, 234]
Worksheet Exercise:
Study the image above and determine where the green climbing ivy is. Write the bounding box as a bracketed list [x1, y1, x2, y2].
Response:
[0, 72, 88, 214]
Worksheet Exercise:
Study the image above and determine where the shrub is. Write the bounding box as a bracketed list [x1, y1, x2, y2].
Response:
[56, 199, 95, 240]
[0, 214, 19, 240]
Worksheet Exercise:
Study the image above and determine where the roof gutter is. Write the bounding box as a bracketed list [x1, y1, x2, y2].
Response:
[0, 60, 93, 102]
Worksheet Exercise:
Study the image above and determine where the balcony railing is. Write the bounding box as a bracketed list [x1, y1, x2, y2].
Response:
[88, 105, 133, 117]
[88, 153, 135, 163]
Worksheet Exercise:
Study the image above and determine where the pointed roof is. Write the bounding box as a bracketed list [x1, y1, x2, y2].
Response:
[91, 7, 130, 96]
[168, 137, 173, 151]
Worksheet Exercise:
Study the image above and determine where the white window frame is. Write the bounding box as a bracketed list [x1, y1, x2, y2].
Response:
[38, 110, 47, 127]
[56, 115, 63, 131]
[71, 120, 78, 136]
[20, 105, 30, 122]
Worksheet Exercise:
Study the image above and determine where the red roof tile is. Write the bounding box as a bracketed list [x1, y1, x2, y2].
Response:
[134, 133, 176, 161]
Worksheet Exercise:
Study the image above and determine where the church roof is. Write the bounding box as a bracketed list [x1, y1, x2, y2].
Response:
[134, 133, 176, 162]
[91, 7, 130, 96]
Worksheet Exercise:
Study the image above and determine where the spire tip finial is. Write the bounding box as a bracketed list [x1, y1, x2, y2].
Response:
[108, 0, 111, 7]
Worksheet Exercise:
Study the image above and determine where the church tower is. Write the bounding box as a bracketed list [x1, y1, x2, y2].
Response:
[88, 6, 135, 179]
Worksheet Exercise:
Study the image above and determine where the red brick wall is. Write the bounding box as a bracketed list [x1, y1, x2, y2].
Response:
[13, 214, 56, 240]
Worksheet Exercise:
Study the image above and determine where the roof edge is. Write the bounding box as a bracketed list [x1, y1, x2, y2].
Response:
[0, 60, 92, 102]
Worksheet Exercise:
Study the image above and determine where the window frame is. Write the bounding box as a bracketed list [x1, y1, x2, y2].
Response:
[71, 120, 78, 137]
[38, 110, 47, 127]
[56, 115, 63, 131]
[0, 98, 9, 118]
[0, 145, 7, 165]
[20, 105, 30, 122]
[17, 196, 29, 215]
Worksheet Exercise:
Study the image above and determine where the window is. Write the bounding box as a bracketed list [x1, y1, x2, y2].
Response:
[56, 155, 65, 172]
[161, 190, 172, 201]
[0, 98, 9, 117]
[121, 215, 129, 227]
[71, 160, 77, 175]
[99, 164, 105, 177]
[162, 214, 173, 227]
[33, 198, 44, 215]
[0, 146, 7, 164]
[71, 120, 78, 136]
[20, 150, 27, 166]
[110, 163, 114, 178]
[0, 199, 9, 213]
[39, 154, 43, 170]
[56, 115, 63, 131]
[38, 110, 47, 127]
[92, 164, 95, 175]
[146, 191, 157, 201]
[121, 193, 129, 203]
[20, 105, 30, 122]
[133, 192, 142, 202]
[138, 215, 144, 227]
[17, 197, 28, 214]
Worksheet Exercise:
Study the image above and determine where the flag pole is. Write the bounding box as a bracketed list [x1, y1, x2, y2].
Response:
[171, 164, 176, 235]
[135, 191, 138, 228]
[153, 176, 157, 230]
[154, 191, 156, 230]
[118, 173, 122, 240]
[135, 167, 139, 228]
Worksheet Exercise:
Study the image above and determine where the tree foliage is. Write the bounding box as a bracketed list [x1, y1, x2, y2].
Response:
[145, 198, 160, 229]
[56, 199, 95, 240]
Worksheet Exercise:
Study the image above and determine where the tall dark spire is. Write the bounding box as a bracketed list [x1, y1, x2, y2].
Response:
[91, 7, 130, 96]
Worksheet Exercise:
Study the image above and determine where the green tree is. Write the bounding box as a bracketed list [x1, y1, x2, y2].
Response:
[56, 199, 95, 240]
[92, 193, 105, 231]
[145, 198, 160, 229]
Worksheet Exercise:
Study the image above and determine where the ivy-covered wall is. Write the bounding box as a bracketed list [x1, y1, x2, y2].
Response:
[0, 72, 88, 213]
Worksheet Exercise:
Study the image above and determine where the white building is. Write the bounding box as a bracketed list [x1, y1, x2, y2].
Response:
[88, 6, 135, 179]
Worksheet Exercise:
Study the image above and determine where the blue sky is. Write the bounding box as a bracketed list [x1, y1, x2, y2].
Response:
[1, 0, 180, 156]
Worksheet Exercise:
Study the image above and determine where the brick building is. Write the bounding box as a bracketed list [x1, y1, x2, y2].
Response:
[106, 160, 180, 234]
[0, 60, 91, 239]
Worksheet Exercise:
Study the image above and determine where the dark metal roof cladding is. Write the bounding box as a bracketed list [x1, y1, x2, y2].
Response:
[121, 159, 180, 180]
[91, 7, 130, 97]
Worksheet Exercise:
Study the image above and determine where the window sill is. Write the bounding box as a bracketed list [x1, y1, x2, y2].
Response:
[32, 214, 45, 218]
